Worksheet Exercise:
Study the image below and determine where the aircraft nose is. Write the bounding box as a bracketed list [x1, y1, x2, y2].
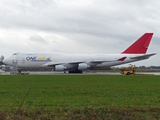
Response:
[3, 58, 12, 65]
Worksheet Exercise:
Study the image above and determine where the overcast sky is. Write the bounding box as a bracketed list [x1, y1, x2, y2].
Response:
[0, 0, 159, 66]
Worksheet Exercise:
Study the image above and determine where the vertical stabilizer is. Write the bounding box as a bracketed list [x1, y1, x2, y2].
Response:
[122, 33, 153, 54]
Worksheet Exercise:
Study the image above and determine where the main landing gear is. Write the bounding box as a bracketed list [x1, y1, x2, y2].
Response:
[68, 69, 83, 73]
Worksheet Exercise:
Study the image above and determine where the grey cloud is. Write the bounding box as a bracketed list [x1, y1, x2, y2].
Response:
[52, 40, 58, 43]
[30, 35, 47, 43]
[1, 0, 160, 38]
[151, 37, 160, 45]
[0, 0, 160, 65]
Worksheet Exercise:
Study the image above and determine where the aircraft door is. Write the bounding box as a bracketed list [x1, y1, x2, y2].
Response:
[22, 57, 25, 64]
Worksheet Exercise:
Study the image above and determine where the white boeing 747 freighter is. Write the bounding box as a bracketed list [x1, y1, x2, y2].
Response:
[2, 33, 156, 73]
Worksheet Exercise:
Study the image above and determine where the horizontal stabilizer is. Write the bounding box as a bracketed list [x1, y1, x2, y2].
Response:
[130, 53, 156, 60]
[42, 58, 128, 67]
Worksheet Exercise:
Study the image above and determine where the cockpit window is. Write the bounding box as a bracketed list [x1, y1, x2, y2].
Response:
[13, 53, 17, 55]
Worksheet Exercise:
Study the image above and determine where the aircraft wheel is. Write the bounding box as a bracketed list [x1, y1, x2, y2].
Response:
[126, 72, 131, 75]
[69, 70, 83, 73]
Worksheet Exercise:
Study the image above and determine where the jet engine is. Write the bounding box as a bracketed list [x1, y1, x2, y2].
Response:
[78, 63, 89, 70]
[55, 65, 65, 71]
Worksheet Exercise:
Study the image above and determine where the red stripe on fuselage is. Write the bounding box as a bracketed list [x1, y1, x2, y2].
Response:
[118, 57, 126, 61]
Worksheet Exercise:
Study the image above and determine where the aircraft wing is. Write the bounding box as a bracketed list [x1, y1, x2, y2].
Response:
[130, 53, 156, 60]
[41, 57, 127, 67]
[41, 61, 83, 67]
[88, 57, 127, 64]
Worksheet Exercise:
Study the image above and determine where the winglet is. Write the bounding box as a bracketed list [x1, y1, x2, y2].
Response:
[122, 33, 153, 54]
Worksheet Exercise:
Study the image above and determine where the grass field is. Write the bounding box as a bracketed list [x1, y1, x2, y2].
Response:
[0, 75, 160, 119]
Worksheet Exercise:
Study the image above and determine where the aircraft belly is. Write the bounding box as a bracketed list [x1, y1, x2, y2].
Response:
[18, 62, 46, 68]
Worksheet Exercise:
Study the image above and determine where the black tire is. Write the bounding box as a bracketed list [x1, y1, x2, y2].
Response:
[126, 72, 131, 75]
[69, 70, 83, 74]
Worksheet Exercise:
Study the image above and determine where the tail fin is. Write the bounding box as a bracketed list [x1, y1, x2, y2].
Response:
[122, 33, 153, 54]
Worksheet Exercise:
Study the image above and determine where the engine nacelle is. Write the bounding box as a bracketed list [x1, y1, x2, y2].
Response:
[78, 63, 89, 70]
[55, 65, 65, 71]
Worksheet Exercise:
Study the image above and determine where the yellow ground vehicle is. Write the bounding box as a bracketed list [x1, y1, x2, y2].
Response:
[120, 64, 135, 75]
